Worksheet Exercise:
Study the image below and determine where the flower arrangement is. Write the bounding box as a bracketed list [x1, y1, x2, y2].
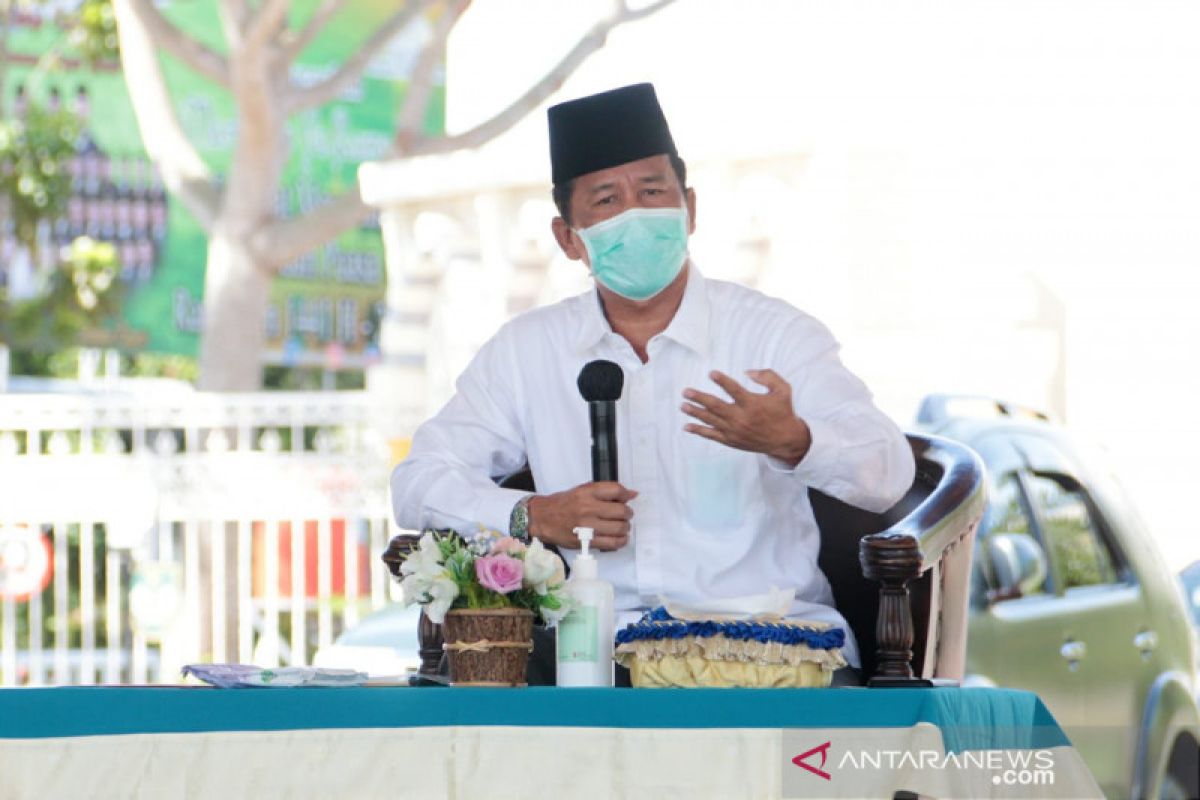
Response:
[398, 526, 571, 626]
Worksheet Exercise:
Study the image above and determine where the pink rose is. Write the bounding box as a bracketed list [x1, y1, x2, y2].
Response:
[475, 554, 524, 594]
[491, 537, 527, 556]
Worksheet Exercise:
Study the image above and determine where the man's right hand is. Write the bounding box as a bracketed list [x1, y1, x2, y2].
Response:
[527, 482, 638, 551]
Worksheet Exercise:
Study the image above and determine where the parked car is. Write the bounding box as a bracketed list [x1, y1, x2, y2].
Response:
[918, 395, 1200, 800]
[1181, 561, 1200, 674]
[311, 602, 422, 678]
[1181, 561, 1200, 630]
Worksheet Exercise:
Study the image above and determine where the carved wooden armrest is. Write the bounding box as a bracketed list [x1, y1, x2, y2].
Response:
[860, 435, 986, 684]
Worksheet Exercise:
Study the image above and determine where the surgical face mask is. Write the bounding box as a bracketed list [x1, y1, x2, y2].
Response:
[575, 204, 689, 302]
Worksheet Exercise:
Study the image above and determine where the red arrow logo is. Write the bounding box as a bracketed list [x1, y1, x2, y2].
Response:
[792, 741, 832, 781]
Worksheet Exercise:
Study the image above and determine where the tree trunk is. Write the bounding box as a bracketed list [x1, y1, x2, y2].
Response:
[196, 226, 272, 391]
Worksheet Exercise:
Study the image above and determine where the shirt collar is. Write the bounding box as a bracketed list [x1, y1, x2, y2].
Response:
[659, 261, 711, 358]
[572, 260, 711, 359]
[573, 286, 611, 355]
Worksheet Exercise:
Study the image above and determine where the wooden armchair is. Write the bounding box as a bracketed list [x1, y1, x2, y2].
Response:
[813, 432, 986, 685]
[383, 432, 986, 685]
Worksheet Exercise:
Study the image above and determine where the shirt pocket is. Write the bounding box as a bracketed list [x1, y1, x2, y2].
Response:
[681, 435, 753, 533]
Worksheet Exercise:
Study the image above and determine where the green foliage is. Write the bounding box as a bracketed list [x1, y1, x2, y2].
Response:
[6, 346, 79, 377]
[1, 0, 120, 71]
[1046, 517, 1115, 589]
[2, 236, 124, 353]
[11, 523, 114, 650]
[124, 352, 198, 382]
[262, 365, 366, 391]
[0, 1, 124, 374]
[0, 103, 80, 256]
[443, 547, 473, 586]
[68, 0, 119, 67]
[1030, 478, 1118, 590]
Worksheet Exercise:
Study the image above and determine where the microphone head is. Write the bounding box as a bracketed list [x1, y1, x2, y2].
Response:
[577, 359, 624, 402]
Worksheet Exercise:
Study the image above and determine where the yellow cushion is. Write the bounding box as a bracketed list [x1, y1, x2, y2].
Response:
[628, 655, 832, 688]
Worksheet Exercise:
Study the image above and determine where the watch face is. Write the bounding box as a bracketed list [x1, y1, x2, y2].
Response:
[510, 499, 530, 541]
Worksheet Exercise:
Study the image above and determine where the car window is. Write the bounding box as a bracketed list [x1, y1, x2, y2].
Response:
[984, 475, 1032, 537]
[1024, 474, 1118, 589]
[981, 474, 1048, 595]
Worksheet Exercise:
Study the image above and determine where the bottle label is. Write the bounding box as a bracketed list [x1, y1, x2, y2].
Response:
[558, 605, 599, 662]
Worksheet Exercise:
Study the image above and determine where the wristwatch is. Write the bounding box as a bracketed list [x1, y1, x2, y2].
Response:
[509, 495, 533, 543]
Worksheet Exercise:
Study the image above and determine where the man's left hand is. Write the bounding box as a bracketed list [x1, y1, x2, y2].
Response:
[682, 369, 812, 467]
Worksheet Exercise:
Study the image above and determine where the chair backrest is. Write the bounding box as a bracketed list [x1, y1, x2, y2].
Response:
[814, 432, 985, 680]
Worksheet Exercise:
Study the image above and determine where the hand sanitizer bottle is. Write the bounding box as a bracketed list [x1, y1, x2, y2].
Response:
[556, 527, 614, 687]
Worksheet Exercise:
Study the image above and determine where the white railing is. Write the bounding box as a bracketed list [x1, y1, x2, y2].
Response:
[0, 390, 421, 686]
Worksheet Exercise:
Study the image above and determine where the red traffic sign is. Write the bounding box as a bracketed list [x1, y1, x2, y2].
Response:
[0, 525, 53, 601]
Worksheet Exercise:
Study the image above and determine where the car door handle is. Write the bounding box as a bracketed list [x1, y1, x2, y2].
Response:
[1060, 640, 1086, 666]
[1133, 630, 1158, 655]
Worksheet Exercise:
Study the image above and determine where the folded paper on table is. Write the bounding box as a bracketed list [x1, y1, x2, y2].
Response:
[181, 664, 369, 688]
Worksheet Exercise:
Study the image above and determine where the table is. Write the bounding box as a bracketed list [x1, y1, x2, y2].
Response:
[0, 686, 1101, 799]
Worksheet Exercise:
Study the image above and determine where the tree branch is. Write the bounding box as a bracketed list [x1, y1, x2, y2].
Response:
[393, 0, 469, 150]
[618, 0, 679, 22]
[250, 190, 375, 271]
[285, 0, 438, 114]
[217, 0, 250, 51]
[124, 0, 230, 87]
[403, 0, 679, 157]
[113, 0, 220, 232]
[246, 0, 291, 51]
[281, 0, 349, 63]
[245, 0, 679, 270]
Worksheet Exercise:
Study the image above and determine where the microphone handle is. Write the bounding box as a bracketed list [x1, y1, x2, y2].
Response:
[588, 400, 618, 482]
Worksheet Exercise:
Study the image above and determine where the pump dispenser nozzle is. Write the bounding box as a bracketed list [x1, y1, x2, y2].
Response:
[576, 526, 593, 555]
[572, 527, 597, 579]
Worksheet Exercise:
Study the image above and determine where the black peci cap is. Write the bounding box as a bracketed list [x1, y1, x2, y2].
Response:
[547, 83, 677, 185]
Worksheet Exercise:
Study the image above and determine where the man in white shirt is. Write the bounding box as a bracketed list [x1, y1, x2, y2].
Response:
[391, 83, 915, 682]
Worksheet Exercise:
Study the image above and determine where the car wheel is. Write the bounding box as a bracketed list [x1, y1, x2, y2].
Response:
[1157, 771, 1193, 800]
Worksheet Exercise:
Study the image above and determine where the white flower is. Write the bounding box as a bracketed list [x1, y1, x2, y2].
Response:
[522, 539, 565, 595]
[466, 525, 502, 556]
[400, 532, 444, 580]
[399, 533, 458, 617]
[399, 571, 431, 607]
[425, 574, 460, 624]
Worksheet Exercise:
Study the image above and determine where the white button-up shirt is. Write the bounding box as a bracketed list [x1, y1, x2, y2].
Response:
[391, 264, 915, 667]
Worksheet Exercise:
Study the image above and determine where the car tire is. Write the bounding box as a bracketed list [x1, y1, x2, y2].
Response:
[1157, 771, 1194, 800]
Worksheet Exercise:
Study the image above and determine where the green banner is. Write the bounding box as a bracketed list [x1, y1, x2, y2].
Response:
[1, 1, 442, 367]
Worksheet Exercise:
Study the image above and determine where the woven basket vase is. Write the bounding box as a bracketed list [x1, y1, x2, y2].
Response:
[441, 608, 534, 687]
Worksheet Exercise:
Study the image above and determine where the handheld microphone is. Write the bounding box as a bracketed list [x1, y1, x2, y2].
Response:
[576, 360, 624, 482]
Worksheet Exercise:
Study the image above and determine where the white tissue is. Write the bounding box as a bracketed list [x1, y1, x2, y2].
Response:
[661, 586, 797, 621]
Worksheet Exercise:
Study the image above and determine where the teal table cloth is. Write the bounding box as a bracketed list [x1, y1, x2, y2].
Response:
[0, 686, 1101, 799]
